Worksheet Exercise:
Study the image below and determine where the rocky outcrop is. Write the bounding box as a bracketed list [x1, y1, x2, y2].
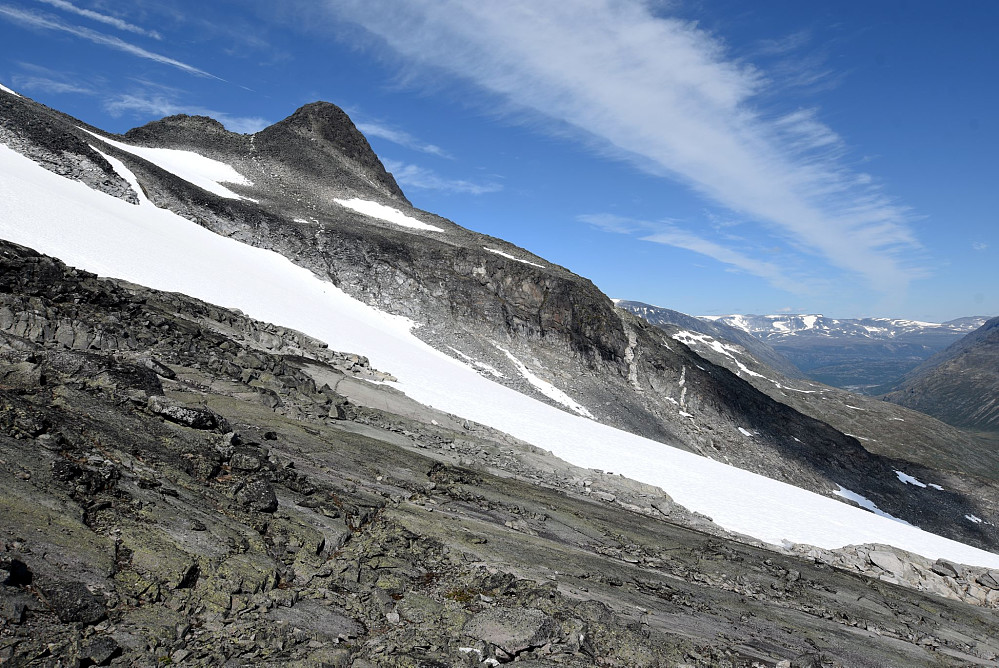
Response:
[3, 240, 999, 666]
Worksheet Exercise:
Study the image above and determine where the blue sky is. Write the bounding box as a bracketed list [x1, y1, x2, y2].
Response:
[1, 1, 996, 322]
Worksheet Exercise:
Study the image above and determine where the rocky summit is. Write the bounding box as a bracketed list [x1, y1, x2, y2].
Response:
[2, 86, 999, 666]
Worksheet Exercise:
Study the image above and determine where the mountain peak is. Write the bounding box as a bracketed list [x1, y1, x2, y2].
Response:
[266, 101, 374, 162]
[124, 114, 230, 142]
[257, 101, 408, 202]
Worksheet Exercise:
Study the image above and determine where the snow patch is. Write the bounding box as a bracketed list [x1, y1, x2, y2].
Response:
[673, 330, 766, 380]
[4, 143, 999, 568]
[965, 515, 983, 524]
[833, 486, 911, 525]
[738, 427, 754, 437]
[483, 247, 544, 268]
[928, 483, 945, 491]
[495, 345, 594, 418]
[0, 82, 20, 97]
[334, 198, 443, 232]
[447, 346, 505, 378]
[80, 128, 252, 199]
[895, 470, 927, 488]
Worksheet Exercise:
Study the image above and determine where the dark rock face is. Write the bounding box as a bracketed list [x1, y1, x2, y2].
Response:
[883, 317, 999, 433]
[41, 581, 106, 625]
[1, 240, 999, 665]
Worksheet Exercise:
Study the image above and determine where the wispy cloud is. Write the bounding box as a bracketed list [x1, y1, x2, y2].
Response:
[383, 159, 501, 195]
[13, 74, 94, 95]
[972, 242, 988, 251]
[357, 122, 452, 158]
[35, 0, 161, 39]
[105, 93, 269, 134]
[312, 1, 923, 296]
[579, 213, 807, 293]
[0, 5, 220, 79]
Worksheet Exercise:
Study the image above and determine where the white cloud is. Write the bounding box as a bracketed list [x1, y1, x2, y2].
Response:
[580, 213, 807, 293]
[13, 75, 95, 95]
[310, 0, 923, 296]
[382, 159, 501, 195]
[0, 5, 220, 79]
[356, 122, 452, 158]
[34, 0, 161, 39]
[972, 242, 988, 251]
[105, 93, 269, 134]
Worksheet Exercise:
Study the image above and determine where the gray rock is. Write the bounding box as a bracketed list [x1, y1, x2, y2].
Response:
[41, 580, 106, 625]
[235, 478, 278, 513]
[930, 559, 961, 578]
[976, 569, 999, 589]
[463, 607, 558, 655]
[267, 599, 365, 641]
[868, 550, 904, 577]
[148, 395, 230, 431]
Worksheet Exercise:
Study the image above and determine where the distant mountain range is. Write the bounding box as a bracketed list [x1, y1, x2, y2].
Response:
[698, 313, 988, 391]
[883, 316, 999, 433]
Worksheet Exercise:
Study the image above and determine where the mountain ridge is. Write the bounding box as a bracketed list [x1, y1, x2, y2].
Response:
[4, 83, 999, 666]
[883, 316, 999, 432]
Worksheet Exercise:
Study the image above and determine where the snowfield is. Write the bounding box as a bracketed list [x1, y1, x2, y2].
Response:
[333, 197, 444, 232]
[2, 143, 999, 568]
[0, 82, 20, 97]
[79, 129, 253, 200]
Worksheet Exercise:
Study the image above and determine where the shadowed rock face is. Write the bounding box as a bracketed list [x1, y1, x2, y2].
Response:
[884, 317, 999, 433]
[3, 90, 999, 552]
[3, 239, 999, 666]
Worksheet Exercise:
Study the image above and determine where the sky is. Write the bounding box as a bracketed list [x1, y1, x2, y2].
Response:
[1, 0, 996, 322]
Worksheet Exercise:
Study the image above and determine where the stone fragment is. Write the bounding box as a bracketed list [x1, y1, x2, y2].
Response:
[141, 356, 176, 380]
[463, 607, 558, 655]
[235, 478, 279, 513]
[931, 559, 960, 578]
[976, 570, 999, 590]
[41, 580, 106, 625]
[148, 395, 230, 431]
[868, 551, 903, 577]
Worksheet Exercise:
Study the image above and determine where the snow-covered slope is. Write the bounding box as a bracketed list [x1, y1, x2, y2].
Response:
[3, 143, 998, 568]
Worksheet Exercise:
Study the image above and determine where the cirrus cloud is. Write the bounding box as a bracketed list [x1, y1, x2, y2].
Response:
[306, 0, 924, 296]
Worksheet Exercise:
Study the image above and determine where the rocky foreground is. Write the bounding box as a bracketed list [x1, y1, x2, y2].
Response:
[2, 241, 999, 666]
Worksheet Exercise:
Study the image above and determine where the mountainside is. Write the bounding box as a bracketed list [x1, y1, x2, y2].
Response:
[883, 316, 999, 432]
[701, 313, 986, 392]
[3, 86, 999, 663]
[615, 300, 804, 380]
[3, 240, 999, 666]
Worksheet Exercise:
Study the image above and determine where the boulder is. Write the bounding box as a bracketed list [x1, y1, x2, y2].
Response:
[41, 580, 106, 625]
[148, 395, 230, 431]
[464, 607, 558, 656]
[868, 550, 904, 577]
[235, 478, 278, 513]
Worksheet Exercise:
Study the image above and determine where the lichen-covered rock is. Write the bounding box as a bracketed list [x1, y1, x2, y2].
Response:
[148, 395, 230, 431]
[234, 477, 278, 513]
[463, 607, 558, 656]
[41, 580, 106, 625]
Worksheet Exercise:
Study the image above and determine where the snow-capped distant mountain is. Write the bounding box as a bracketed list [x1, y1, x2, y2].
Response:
[615, 300, 804, 380]
[700, 313, 987, 392]
[700, 313, 984, 341]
